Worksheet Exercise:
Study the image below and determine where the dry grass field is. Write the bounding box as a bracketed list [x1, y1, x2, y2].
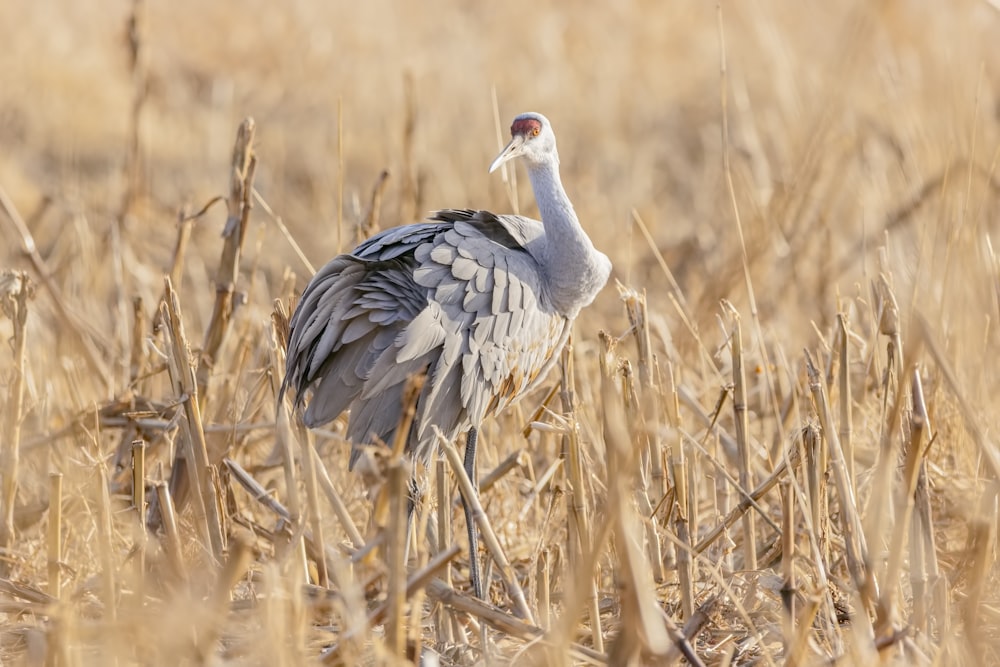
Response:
[2, 0, 1000, 664]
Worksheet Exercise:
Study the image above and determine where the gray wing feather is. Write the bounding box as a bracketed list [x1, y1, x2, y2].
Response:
[492, 256, 508, 314]
[340, 315, 377, 344]
[282, 209, 571, 467]
[451, 256, 479, 281]
[474, 265, 491, 293]
[430, 244, 457, 265]
[507, 269, 523, 314]
[413, 263, 451, 287]
[434, 280, 464, 306]
[395, 305, 446, 362]
[304, 333, 373, 427]
[463, 285, 492, 313]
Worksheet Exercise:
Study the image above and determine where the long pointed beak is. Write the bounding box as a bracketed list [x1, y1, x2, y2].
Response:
[489, 135, 525, 173]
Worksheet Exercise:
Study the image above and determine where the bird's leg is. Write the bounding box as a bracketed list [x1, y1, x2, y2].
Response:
[462, 427, 484, 600]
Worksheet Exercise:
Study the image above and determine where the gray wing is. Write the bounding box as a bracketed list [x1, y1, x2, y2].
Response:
[281, 210, 568, 467]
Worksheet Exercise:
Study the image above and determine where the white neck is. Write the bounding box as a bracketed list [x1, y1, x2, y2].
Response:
[526, 156, 610, 316]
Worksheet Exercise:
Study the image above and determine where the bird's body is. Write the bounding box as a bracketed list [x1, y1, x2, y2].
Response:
[285, 209, 573, 467]
[280, 112, 610, 597]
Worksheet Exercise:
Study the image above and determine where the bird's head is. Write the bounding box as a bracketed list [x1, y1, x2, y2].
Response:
[489, 112, 557, 173]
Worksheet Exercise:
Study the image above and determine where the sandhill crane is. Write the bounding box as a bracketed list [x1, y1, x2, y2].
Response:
[279, 112, 611, 599]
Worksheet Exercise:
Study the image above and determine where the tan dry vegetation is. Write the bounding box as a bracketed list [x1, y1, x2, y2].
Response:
[2, 0, 1000, 664]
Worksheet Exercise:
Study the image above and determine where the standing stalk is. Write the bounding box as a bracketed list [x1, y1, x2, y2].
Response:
[0, 271, 31, 573]
[560, 342, 602, 652]
[732, 320, 757, 570]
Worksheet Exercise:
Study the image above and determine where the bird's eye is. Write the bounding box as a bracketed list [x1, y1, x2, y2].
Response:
[531, 126, 540, 137]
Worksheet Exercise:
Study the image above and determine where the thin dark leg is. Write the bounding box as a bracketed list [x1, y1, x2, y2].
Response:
[462, 427, 483, 600]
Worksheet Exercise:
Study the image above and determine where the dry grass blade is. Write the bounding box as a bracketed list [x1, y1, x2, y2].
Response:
[168, 205, 194, 290]
[426, 579, 608, 665]
[252, 189, 315, 275]
[131, 440, 147, 587]
[804, 350, 876, 635]
[672, 441, 695, 620]
[558, 341, 602, 651]
[694, 444, 798, 554]
[197, 117, 257, 408]
[353, 545, 460, 640]
[435, 458, 457, 646]
[535, 548, 551, 630]
[309, 445, 365, 549]
[440, 436, 534, 624]
[358, 169, 391, 243]
[384, 458, 410, 659]
[521, 382, 561, 438]
[603, 350, 672, 661]
[429, 577, 543, 638]
[837, 314, 855, 486]
[153, 481, 185, 581]
[876, 366, 928, 634]
[168, 197, 225, 293]
[619, 286, 666, 584]
[274, 407, 305, 584]
[0, 270, 31, 570]
[129, 296, 147, 384]
[779, 478, 799, 663]
[46, 473, 62, 600]
[0, 578, 54, 607]
[907, 369, 930, 635]
[910, 372, 945, 637]
[95, 464, 117, 624]
[677, 384, 739, 457]
[516, 457, 561, 521]
[479, 448, 525, 496]
[192, 535, 253, 661]
[383, 372, 424, 659]
[662, 596, 719, 666]
[224, 457, 292, 522]
[730, 317, 758, 570]
[298, 427, 329, 589]
[866, 271, 906, 541]
[162, 277, 225, 561]
[803, 421, 828, 564]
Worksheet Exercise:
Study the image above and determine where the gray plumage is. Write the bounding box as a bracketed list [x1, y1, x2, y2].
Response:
[280, 112, 611, 474]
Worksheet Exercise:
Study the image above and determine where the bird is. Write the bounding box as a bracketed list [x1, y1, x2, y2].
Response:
[279, 111, 611, 599]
